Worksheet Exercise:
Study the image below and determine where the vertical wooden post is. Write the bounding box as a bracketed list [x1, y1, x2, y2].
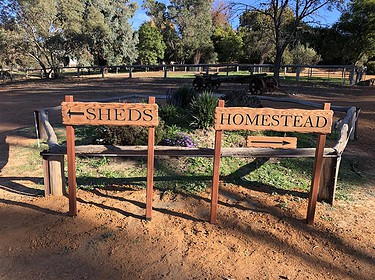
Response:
[163, 66, 167, 79]
[43, 155, 65, 197]
[318, 156, 340, 204]
[210, 100, 224, 224]
[129, 66, 133, 78]
[306, 103, 331, 225]
[65, 95, 77, 217]
[145, 96, 156, 220]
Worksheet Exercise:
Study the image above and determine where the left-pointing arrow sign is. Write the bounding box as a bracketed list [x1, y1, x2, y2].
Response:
[67, 109, 85, 118]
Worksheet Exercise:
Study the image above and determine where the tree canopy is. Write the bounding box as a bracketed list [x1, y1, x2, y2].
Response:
[1, 0, 374, 78]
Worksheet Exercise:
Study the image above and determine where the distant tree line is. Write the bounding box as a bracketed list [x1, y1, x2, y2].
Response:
[0, 0, 374, 78]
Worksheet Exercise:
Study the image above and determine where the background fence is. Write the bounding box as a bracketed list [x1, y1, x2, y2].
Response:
[1, 63, 361, 85]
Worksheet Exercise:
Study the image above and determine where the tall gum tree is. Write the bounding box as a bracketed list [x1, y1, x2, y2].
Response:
[232, 0, 343, 79]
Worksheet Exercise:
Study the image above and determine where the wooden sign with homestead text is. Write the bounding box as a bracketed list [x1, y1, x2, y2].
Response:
[215, 107, 333, 134]
[210, 101, 334, 226]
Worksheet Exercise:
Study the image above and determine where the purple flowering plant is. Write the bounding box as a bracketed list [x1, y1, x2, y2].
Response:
[164, 132, 196, 148]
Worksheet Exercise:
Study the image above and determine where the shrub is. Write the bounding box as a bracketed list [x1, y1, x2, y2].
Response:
[190, 91, 218, 129]
[222, 89, 262, 108]
[366, 61, 375, 75]
[159, 104, 191, 127]
[95, 120, 165, 145]
[167, 85, 198, 109]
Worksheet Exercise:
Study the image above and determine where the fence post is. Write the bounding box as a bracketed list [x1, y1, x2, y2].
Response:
[34, 110, 48, 140]
[205, 65, 209, 75]
[129, 66, 133, 78]
[349, 67, 356, 85]
[226, 65, 229, 76]
[164, 66, 167, 78]
[43, 155, 65, 197]
[318, 156, 341, 205]
[250, 66, 254, 75]
[101, 66, 105, 78]
[296, 66, 301, 82]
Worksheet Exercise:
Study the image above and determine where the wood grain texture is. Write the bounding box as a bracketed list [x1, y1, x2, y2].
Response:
[210, 100, 224, 224]
[62, 102, 158, 126]
[215, 107, 333, 134]
[65, 96, 77, 216]
[306, 103, 331, 225]
[246, 136, 297, 149]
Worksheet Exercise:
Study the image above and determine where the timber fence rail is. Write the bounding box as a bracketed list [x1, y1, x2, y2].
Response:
[37, 95, 360, 205]
[3, 63, 359, 85]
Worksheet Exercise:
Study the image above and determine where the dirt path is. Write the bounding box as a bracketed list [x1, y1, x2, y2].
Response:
[0, 77, 374, 280]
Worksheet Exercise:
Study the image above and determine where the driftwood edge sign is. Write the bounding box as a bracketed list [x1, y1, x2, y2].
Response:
[62, 95, 158, 220]
[211, 100, 333, 226]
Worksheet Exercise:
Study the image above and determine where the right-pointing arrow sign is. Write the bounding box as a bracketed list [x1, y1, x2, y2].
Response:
[247, 136, 297, 149]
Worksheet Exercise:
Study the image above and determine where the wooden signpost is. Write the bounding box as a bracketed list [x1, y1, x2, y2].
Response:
[211, 102, 333, 225]
[62, 95, 158, 219]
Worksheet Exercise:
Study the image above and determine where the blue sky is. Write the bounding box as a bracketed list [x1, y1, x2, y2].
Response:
[130, 0, 343, 30]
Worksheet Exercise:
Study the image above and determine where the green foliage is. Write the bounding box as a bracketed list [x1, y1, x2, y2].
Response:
[137, 22, 166, 64]
[212, 25, 242, 63]
[366, 61, 375, 74]
[189, 91, 218, 129]
[0, 0, 138, 73]
[335, 0, 375, 64]
[159, 104, 191, 127]
[169, 0, 215, 64]
[167, 85, 198, 109]
[238, 10, 275, 64]
[95, 121, 165, 145]
[289, 42, 321, 65]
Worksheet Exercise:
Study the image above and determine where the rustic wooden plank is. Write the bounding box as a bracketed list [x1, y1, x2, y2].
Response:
[61, 102, 159, 127]
[65, 95, 78, 217]
[42, 156, 51, 196]
[210, 100, 224, 224]
[333, 124, 349, 154]
[306, 103, 331, 225]
[43, 145, 337, 158]
[215, 107, 333, 134]
[246, 136, 297, 149]
[146, 97, 156, 220]
[318, 157, 340, 204]
[39, 109, 59, 147]
[48, 155, 65, 196]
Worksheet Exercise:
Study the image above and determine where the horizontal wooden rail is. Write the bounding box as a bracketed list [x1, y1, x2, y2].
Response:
[41, 145, 338, 158]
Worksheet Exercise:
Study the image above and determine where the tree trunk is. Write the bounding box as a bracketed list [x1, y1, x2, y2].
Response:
[194, 51, 202, 65]
[273, 46, 284, 81]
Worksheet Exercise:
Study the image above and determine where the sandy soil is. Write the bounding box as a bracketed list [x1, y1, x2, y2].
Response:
[0, 76, 374, 280]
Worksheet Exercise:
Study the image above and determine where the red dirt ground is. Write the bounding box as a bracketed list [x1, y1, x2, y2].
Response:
[0, 76, 374, 280]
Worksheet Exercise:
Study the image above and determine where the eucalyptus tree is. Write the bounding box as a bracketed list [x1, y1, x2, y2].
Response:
[137, 22, 166, 64]
[143, 0, 216, 64]
[0, 0, 138, 77]
[232, 0, 343, 79]
[335, 0, 375, 65]
[169, 0, 216, 64]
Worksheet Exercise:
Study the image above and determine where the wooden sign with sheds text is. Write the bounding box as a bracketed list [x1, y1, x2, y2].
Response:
[62, 102, 159, 127]
[62, 96, 158, 220]
[211, 102, 333, 225]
